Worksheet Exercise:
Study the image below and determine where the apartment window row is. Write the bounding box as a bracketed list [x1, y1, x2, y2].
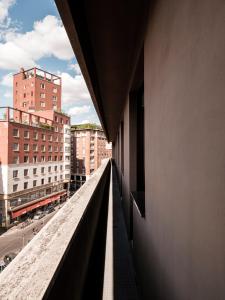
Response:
[13, 165, 64, 179]
[13, 129, 62, 142]
[13, 175, 64, 192]
[13, 143, 62, 153]
[13, 155, 64, 164]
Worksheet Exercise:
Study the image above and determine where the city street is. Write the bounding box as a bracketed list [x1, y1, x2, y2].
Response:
[0, 209, 59, 261]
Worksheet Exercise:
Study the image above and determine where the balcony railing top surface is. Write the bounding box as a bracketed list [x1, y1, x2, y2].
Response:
[0, 159, 110, 299]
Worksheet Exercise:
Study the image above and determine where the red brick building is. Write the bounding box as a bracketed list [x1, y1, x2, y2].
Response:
[70, 124, 112, 189]
[0, 68, 71, 228]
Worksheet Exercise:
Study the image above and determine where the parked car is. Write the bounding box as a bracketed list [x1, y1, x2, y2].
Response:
[33, 211, 45, 220]
[45, 206, 55, 214]
[4, 253, 16, 265]
[0, 261, 6, 272]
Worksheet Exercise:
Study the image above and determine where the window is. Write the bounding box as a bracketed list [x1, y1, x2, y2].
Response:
[59, 156, 63, 161]
[48, 135, 52, 142]
[13, 156, 19, 164]
[22, 102, 27, 107]
[48, 145, 52, 152]
[54, 176, 57, 181]
[41, 178, 44, 185]
[60, 175, 63, 180]
[65, 138, 70, 143]
[31, 91, 33, 97]
[54, 156, 57, 161]
[24, 156, 29, 163]
[53, 95, 57, 101]
[54, 166, 57, 172]
[13, 143, 19, 151]
[121, 121, 124, 174]
[60, 165, 63, 171]
[33, 132, 38, 140]
[41, 167, 45, 174]
[13, 184, 18, 192]
[55, 126, 58, 132]
[41, 102, 46, 108]
[65, 165, 70, 170]
[13, 170, 18, 178]
[13, 128, 19, 137]
[53, 88, 57, 93]
[42, 134, 46, 141]
[54, 146, 58, 152]
[40, 83, 45, 89]
[40, 93, 45, 98]
[48, 177, 51, 183]
[60, 146, 63, 152]
[24, 182, 28, 189]
[41, 145, 45, 152]
[33, 156, 37, 163]
[24, 131, 29, 139]
[33, 180, 37, 187]
[24, 169, 28, 176]
[24, 144, 29, 151]
[130, 84, 145, 218]
[48, 166, 51, 172]
[33, 144, 38, 151]
[41, 156, 45, 162]
[23, 93, 26, 98]
[33, 168, 37, 175]
[55, 116, 58, 122]
[48, 156, 52, 161]
[65, 156, 70, 161]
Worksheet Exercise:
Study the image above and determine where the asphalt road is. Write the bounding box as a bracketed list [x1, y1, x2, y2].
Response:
[0, 209, 59, 261]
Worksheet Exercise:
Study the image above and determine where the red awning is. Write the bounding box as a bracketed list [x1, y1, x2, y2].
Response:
[11, 191, 67, 219]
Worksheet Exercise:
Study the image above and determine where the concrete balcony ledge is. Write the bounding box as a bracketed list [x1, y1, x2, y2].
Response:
[0, 159, 111, 300]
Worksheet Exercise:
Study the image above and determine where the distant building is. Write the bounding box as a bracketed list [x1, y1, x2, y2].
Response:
[70, 123, 112, 189]
[0, 68, 70, 228]
[13, 67, 61, 112]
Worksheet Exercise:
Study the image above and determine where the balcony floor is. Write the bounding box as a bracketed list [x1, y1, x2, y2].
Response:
[112, 166, 139, 300]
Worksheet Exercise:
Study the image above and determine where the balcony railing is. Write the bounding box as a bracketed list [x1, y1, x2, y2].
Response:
[0, 107, 54, 131]
[0, 159, 138, 299]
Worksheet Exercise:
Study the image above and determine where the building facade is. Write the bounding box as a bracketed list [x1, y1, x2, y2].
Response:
[71, 124, 112, 189]
[0, 68, 70, 228]
[13, 67, 61, 112]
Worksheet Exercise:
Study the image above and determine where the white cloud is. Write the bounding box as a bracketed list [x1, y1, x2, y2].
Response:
[69, 63, 81, 75]
[60, 72, 91, 104]
[0, 15, 74, 70]
[0, 0, 15, 25]
[1, 72, 13, 87]
[68, 105, 90, 116]
[81, 119, 91, 124]
[4, 90, 12, 98]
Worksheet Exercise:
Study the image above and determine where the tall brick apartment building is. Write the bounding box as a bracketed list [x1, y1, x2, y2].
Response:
[0, 67, 71, 228]
[71, 124, 111, 189]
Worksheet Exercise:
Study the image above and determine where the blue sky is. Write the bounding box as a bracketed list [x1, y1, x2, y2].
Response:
[0, 0, 100, 125]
